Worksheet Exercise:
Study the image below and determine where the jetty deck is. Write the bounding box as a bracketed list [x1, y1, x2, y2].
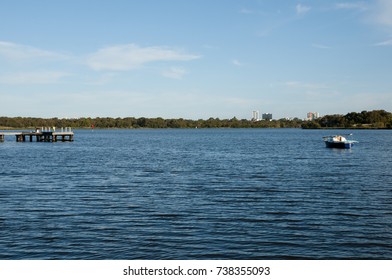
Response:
[0, 128, 74, 142]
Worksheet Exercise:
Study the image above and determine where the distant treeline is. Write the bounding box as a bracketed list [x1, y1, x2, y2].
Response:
[1, 110, 391, 129]
[0, 116, 303, 129]
[302, 110, 392, 129]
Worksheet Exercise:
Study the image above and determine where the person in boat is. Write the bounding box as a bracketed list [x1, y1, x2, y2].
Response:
[333, 136, 344, 142]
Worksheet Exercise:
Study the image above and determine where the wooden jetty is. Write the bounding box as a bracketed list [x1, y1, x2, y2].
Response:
[0, 128, 74, 143]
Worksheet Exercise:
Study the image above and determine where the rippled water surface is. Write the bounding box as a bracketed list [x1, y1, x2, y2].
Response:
[1, 129, 391, 259]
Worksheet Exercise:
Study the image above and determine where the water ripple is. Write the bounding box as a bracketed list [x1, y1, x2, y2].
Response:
[1, 129, 391, 259]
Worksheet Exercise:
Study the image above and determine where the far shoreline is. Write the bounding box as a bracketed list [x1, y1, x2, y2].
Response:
[1, 110, 392, 130]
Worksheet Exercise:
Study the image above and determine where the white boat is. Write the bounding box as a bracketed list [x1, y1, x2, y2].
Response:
[323, 134, 358, 149]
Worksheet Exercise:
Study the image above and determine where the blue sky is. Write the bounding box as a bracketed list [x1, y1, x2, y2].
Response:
[1, 0, 391, 119]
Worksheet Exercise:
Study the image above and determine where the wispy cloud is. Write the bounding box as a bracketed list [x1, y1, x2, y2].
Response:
[0, 41, 68, 61]
[86, 44, 201, 71]
[374, 39, 392, 46]
[372, 0, 392, 26]
[231, 59, 242, 67]
[240, 8, 254, 15]
[0, 71, 71, 84]
[296, 4, 311, 15]
[161, 67, 187, 79]
[335, 2, 368, 11]
[312, 43, 331, 49]
[285, 81, 328, 90]
[0, 42, 72, 85]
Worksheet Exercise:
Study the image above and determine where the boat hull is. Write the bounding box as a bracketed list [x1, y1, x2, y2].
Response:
[325, 141, 354, 149]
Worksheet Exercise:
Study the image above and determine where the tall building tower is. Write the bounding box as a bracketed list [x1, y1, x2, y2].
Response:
[306, 112, 320, 120]
[262, 113, 273, 121]
[252, 110, 260, 121]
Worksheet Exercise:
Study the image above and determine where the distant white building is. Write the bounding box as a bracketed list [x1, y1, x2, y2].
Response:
[252, 110, 260, 121]
[306, 112, 320, 121]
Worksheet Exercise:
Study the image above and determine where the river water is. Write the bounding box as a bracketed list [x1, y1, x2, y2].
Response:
[0, 129, 391, 259]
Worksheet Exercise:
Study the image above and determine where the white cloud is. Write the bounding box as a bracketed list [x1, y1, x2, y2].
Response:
[0, 71, 70, 84]
[285, 81, 328, 90]
[86, 44, 201, 71]
[0, 42, 71, 85]
[335, 2, 367, 11]
[0, 41, 68, 61]
[161, 67, 187, 79]
[296, 4, 311, 15]
[312, 43, 331, 49]
[373, 0, 392, 26]
[232, 59, 242, 66]
[240, 8, 254, 14]
[374, 39, 392, 46]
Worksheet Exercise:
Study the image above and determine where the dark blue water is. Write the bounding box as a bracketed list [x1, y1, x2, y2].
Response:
[1, 129, 391, 259]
